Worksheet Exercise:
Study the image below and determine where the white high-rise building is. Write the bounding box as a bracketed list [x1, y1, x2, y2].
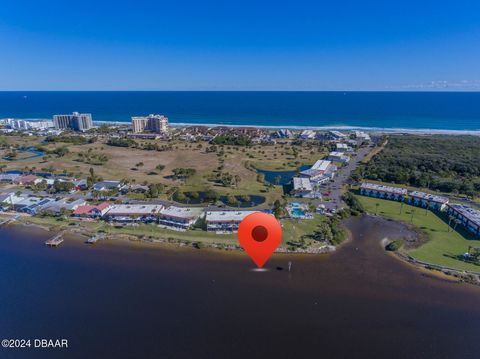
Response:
[131, 114, 168, 134]
[53, 112, 93, 132]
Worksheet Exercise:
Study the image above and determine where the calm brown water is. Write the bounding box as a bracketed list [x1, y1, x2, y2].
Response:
[1, 216, 480, 359]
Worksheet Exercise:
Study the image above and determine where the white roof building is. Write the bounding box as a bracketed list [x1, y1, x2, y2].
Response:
[409, 191, 449, 204]
[355, 130, 371, 141]
[105, 204, 164, 217]
[360, 182, 408, 196]
[158, 206, 204, 230]
[328, 151, 350, 163]
[206, 210, 256, 222]
[293, 177, 312, 192]
[311, 159, 332, 171]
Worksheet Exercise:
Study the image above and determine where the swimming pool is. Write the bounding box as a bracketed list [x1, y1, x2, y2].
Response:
[292, 207, 306, 217]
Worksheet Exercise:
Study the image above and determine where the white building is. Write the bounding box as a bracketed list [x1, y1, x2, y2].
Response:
[299, 130, 316, 140]
[93, 181, 122, 191]
[328, 130, 347, 140]
[447, 204, 480, 237]
[291, 177, 313, 198]
[360, 182, 407, 202]
[206, 210, 256, 233]
[0, 173, 20, 183]
[104, 204, 164, 222]
[354, 130, 371, 142]
[1, 118, 53, 130]
[39, 198, 86, 215]
[409, 191, 449, 211]
[327, 151, 350, 163]
[131, 114, 169, 134]
[299, 159, 336, 183]
[158, 206, 204, 231]
[53, 112, 93, 132]
[335, 143, 353, 153]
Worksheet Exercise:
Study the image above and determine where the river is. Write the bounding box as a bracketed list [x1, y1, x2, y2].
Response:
[1, 216, 480, 358]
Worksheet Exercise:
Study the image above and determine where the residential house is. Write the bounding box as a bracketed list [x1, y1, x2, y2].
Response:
[13, 175, 38, 186]
[72, 202, 112, 218]
[39, 198, 86, 215]
[93, 181, 122, 192]
[0, 173, 20, 183]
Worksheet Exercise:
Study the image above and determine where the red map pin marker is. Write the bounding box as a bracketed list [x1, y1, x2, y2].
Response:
[237, 212, 282, 268]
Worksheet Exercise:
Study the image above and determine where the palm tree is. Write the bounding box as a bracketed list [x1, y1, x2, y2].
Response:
[274, 175, 281, 186]
[447, 215, 454, 232]
[453, 218, 461, 231]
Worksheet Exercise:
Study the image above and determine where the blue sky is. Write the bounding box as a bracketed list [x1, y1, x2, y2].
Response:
[1, 0, 479, 90]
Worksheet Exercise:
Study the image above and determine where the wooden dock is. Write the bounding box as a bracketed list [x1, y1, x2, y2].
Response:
[45, 233, 64, 247]
[0, 214, 21, 227]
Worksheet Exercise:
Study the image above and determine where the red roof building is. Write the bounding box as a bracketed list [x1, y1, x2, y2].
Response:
[72, 202, 111, 217]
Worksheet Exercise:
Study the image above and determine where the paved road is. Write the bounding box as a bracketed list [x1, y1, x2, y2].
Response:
[315, 144, 373, 211]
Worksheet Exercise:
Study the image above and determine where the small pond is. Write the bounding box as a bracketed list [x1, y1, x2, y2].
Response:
[256, 165, 310, 185]
[2, 146, 45, 161]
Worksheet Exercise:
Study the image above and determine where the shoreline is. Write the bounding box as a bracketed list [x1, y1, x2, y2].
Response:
[100, 121, 480, 135]
[2, 117, 479, 135]
[4, 211, 480, 285]
[0, 215, 336, 255]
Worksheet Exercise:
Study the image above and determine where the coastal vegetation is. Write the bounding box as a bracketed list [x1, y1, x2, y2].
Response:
[358, 135, 480, 198]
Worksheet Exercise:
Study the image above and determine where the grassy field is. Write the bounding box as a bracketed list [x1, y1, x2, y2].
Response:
[0, 135, 327, 207]
[355, 194, 480, 272]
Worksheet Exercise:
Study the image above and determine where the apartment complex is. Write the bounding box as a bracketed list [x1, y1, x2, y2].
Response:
[447, 204, 480, 237]
[409, 191, 449, 211]
[131, 114, 169, 134]
[206, 210, 256, 233]
[53, 112, 93, 132]
[360, 182, 407, 201]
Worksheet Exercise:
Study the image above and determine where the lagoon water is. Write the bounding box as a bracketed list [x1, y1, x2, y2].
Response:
[1, 216, 480, 359]
[1, 91, 480, 130]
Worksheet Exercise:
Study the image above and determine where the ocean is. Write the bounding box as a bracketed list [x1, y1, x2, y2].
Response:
[0, 91, 479, 131]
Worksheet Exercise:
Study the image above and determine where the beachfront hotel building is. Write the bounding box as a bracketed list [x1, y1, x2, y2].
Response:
[409, 191, 449, 211]
[446, 204, 480, 237]
[131, 114, 169, 134]
[158, 206, 204, 231]
[206, 210, 256, 233]
[360, 182, 407, 202]
[53, 112, 93, 132]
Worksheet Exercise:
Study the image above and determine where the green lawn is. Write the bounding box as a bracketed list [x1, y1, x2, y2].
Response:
[355, 194, 480, 272]
[12, 213, 324, 249]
